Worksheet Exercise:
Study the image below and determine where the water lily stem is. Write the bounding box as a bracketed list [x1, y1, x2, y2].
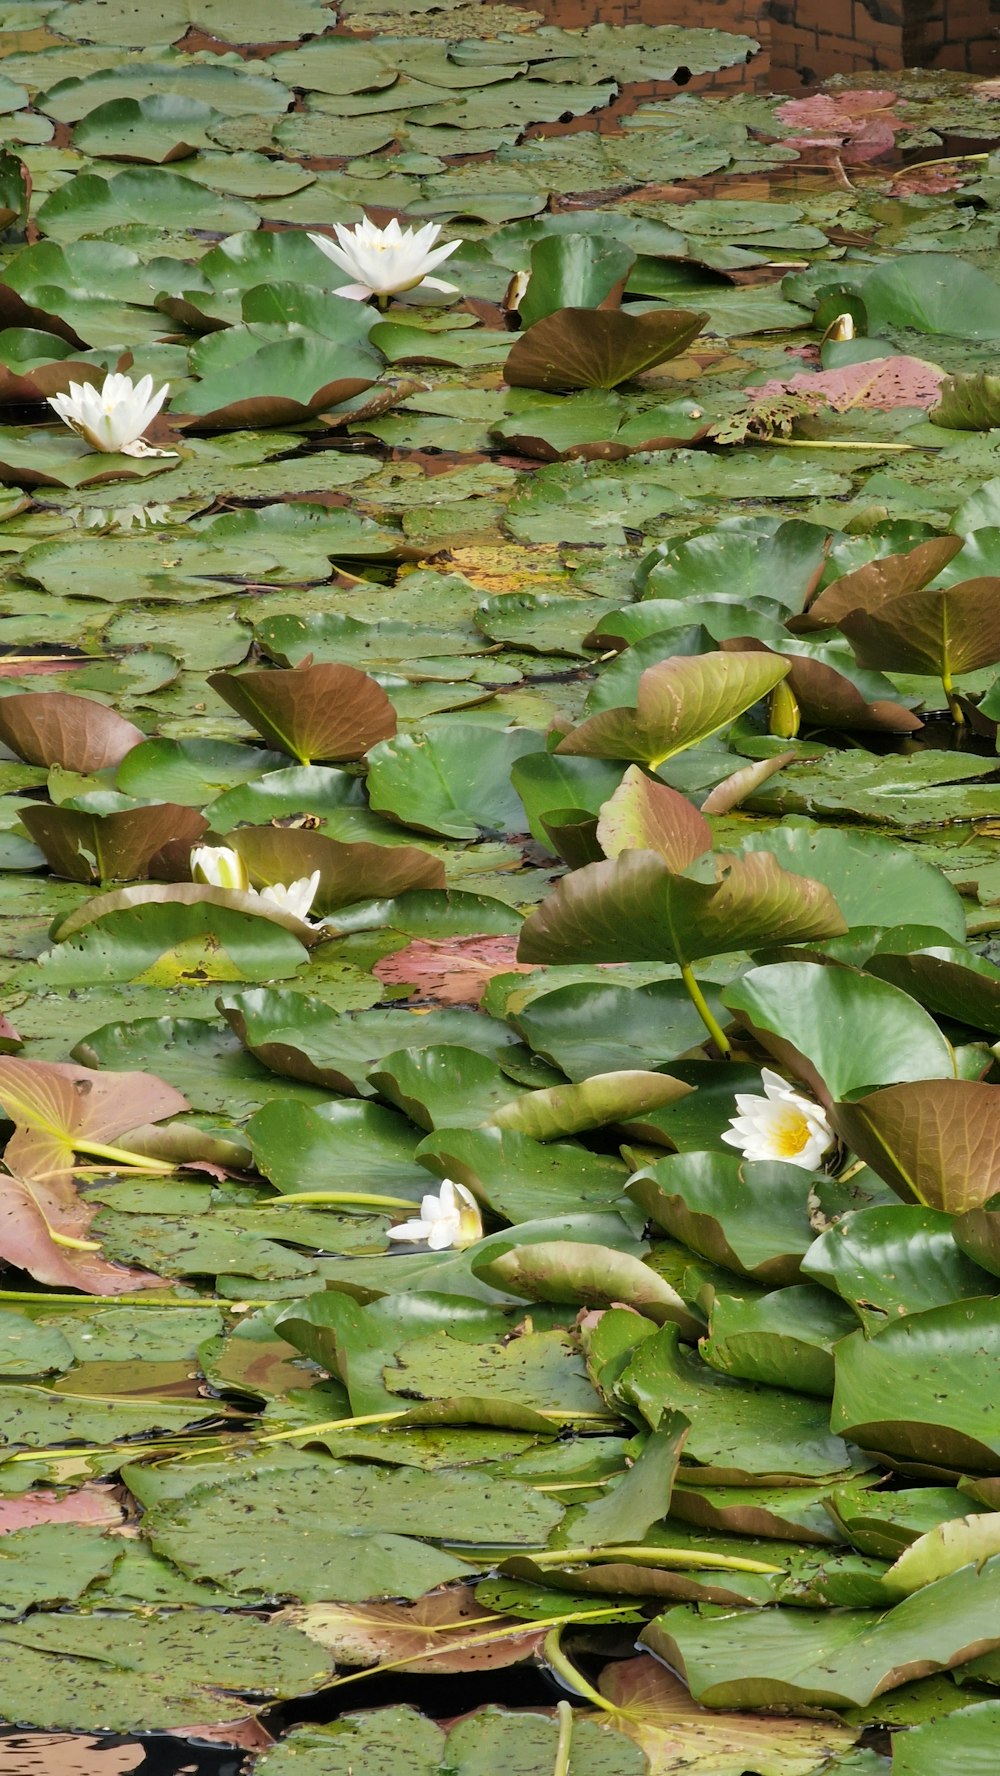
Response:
[318, 1608, 628, 1692]
[897, 150, 989, 175]
[761, 438, 921, 452]
[527, 1544, 781, 1574]
[553, 1700, 574, 1776]
[543, 1626, 617, 1713]
[265, 1190, 417, 1210]
[74, 1139, 176, 1174]
[942, 669, 965, 726]
[680, 964, 731, 1058]
[260, 1406, 619, 1446]
[0, 1292, 269, 1307]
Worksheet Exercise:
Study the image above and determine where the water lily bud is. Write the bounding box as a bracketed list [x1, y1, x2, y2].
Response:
[769, 679, 801, 739]
[190, 845, 250, 892]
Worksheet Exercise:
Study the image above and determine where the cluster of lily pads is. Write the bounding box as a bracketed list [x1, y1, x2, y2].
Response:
[8, 0, 1000, 1770]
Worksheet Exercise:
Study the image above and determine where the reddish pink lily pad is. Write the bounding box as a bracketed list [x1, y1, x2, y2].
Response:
[748, 356, 945, 414]
[0, 1485, 124, 1534]
[373, 934, 531, 1005]
[775, 89, 903, 163]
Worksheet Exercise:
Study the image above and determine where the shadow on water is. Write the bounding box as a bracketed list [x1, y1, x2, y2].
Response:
[0, 1668, 567, 1773]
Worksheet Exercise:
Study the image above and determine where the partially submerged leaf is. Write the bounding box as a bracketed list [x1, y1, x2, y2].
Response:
[505, 306, 707, 392]
[0, 692, 144, 772]
[208, 664, 397, 763]
[598, 1652, 858, 1775]
[18, 802, 207, 883]
[283, 1587, 546, 1673]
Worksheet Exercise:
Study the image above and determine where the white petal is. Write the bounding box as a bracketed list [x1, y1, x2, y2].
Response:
[426, 1218, 460, 1250]
[332, 281, 374, 301]
[387, 1217, 431, 1243]
[309, 231, 358, 277]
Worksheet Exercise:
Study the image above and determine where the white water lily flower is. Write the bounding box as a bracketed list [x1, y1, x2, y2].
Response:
[191, 845, 250, 892]
[387, 1179, 483, 1251]
[48, 371, 174, 457]
[721, 1068, 834, 1170]
[191, 849, 321, 924]
[307, 216, 461, 305]
[257, 871, 321, 923]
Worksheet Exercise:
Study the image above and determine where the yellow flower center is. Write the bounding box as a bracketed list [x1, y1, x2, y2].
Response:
[772, 1106, 812, 1158]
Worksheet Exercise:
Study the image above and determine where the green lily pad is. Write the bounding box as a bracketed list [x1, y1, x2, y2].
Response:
[365, 723, 538, 840]
[627, 1153, 817, 1286]
[802, 1206, 996, 1331]
[831, 1298, 1000, 1469]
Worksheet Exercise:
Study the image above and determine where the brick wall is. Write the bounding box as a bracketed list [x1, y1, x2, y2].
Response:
[770, 0, 1000, 86]
[527, 0, 1000, 90]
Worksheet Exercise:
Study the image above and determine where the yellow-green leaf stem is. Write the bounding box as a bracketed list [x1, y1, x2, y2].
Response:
[526, 1544, 782, 1574]
[264, 1190, 418, 1209]
[680, 962, 732, 1058]
[553, 1699, 574, 1776]
[543, 1625, 618, 1713]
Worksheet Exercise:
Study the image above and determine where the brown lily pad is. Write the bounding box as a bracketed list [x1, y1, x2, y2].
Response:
[505, 306, 708, 392]
[208, 663, 397, 763]
[0, 691, 144, 771]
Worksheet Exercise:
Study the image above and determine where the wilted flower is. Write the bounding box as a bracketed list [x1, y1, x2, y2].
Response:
[190, 848, 321, 924]
[307, 216, 461, 305]
[387, 1179, 483, 1250]
[721, 1068, 834, 1170]
[48, 372, 174, 457]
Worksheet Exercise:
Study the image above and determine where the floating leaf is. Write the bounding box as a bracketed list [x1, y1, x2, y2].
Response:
[723, 963, 955, 1107]
[644, 1552, 1000, 1708]
[802, 1205, 996, 1330]
[628, 1152, 817, 1285]
[831, 1297, 1000, 1469]
[365, 723, 537, 840]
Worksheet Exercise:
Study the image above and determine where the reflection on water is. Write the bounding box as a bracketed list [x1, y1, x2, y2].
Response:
[526, 0, 1000, 88]
[0, 1736, 239, 1776]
